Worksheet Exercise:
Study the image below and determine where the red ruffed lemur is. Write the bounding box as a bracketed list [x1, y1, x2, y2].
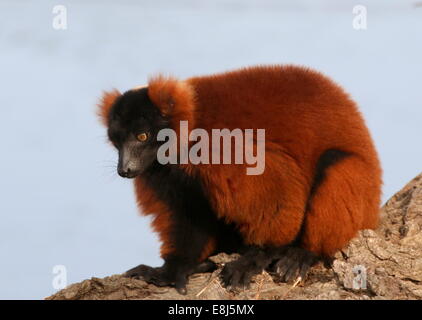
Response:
[97, 65, 382, 294]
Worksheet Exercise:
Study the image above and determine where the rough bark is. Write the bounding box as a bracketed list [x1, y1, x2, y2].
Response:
[47, 173, 422, 300]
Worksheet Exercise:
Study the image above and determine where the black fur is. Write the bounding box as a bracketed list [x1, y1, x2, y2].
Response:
[221, 245, 318, 288]
[126, 161, 244, 293]
[143, 162, 244, 257]
[107, 88, 168, 148]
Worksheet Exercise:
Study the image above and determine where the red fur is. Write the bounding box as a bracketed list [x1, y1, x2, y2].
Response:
[99, 65, 382, 259]
[146, 65, 382, 257]
[97, 89, 121, 126]
[134, 178, 175, 258]
[148, 75, 196, 139]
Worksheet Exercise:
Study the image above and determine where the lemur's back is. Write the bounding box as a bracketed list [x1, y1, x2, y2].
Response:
[188, 65, 376, 160]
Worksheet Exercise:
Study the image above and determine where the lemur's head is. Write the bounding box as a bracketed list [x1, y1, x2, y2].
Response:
[104, 88, 168, 178]
[97, 77, 195, 178]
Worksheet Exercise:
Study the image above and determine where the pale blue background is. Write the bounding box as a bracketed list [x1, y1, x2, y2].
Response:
[0, 0, 421, 299]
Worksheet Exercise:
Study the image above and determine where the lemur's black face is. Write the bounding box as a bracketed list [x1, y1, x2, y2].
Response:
[107, 88, 169, 178]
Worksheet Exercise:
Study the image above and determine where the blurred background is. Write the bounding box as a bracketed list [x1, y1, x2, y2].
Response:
[0, 0, 421, 299]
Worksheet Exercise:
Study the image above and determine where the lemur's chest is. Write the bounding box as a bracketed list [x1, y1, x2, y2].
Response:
[133, 162, 214, 219]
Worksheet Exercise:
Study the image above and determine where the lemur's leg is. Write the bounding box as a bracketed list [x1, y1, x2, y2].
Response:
[271, 151, 380, 282]
[124, 211, 219, 294]
[219, 150, 329, 290]
[125, 164, 241, 294]
[125, 215, 245, 293]
[300, 153, 380, 256]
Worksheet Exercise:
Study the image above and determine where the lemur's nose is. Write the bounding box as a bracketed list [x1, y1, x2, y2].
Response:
[118, 167, 131, 178]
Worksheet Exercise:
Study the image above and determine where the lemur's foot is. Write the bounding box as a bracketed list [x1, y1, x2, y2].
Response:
[124, 259, 217, 295]
[221, 247, 274, 289]
[124, 264, 171, 286]
[270, 246, 318, 283]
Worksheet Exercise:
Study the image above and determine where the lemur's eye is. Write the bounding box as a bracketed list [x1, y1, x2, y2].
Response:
[137, 133, 148, 142]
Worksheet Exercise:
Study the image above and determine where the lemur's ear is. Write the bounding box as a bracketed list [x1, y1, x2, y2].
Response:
[147, 75, 195, 119]
[97, 89, 121, 126]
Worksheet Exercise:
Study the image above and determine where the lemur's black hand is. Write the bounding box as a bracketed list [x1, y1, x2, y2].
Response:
[124, 258, 217, 295]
